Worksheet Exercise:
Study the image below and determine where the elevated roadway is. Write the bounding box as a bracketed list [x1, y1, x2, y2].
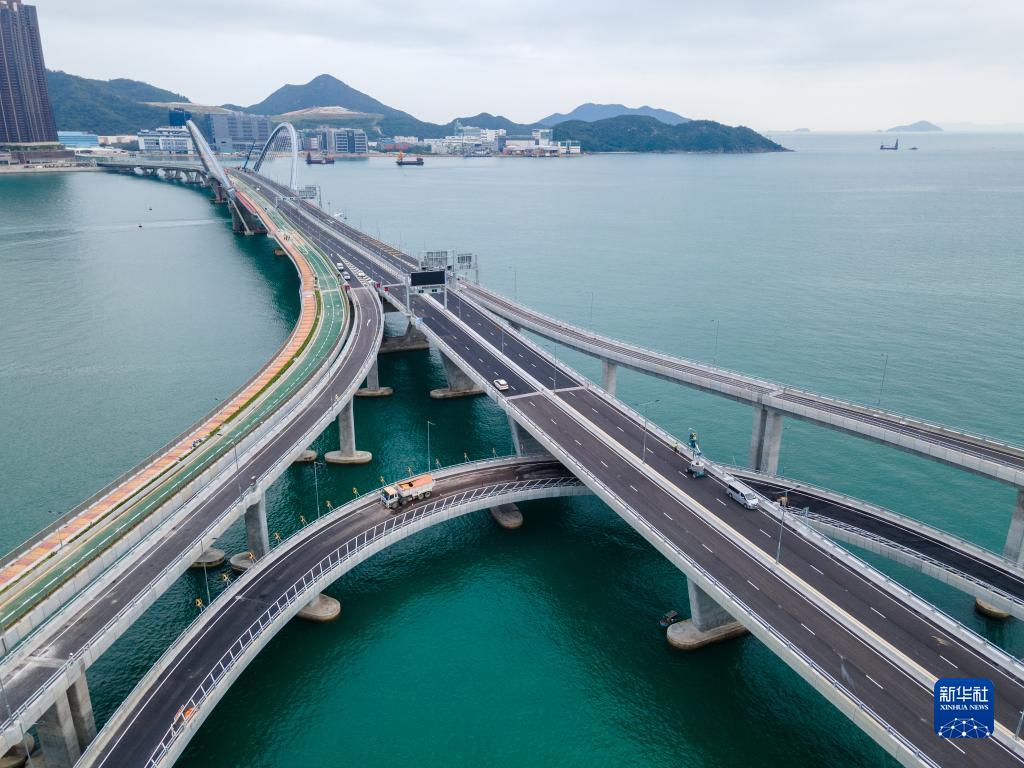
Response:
[461, 282, 1024, 491]
[221, 177, 1024, 766]
[81, 458, 586, 767]
[0, 158, 384, 759]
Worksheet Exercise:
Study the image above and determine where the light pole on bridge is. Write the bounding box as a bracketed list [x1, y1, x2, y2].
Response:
[636, 399, 660, 464]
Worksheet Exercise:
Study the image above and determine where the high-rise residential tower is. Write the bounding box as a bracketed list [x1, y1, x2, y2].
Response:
[0, 0, 58, 146]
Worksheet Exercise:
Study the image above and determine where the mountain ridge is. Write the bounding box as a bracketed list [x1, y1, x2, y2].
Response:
[539, 102, 689, 126]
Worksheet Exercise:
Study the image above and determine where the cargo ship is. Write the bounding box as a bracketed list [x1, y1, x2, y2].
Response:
[306, 152, 335, 165]
[396, 152, 424, 166]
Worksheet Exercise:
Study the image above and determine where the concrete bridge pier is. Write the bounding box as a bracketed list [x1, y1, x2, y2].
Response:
[490, 503, 523, 529]
[325, 399, 372, 464]
[210, 180, 228, 205]
[977, 488, 1024, 619]
[379, 318, 430, 354]
[667, 582, 749, 650]
[297, 593, 341, 622]
[601, 359, 617, 396]
[430, 353, 483, 399]
[231, 493, 270, 572]
[748, 405, 783, 474]
[510, 416, 548, 457]
[229, 201, 266, 236]
[36, 673, 95, 768]
[356, 360, 393, 398]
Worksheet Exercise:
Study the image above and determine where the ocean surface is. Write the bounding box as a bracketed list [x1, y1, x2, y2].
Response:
[2, 131, 1023, 766]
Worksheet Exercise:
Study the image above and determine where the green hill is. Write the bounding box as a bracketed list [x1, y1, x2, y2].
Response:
[45, 70, 186, 134]
[553, 115, 785, 153]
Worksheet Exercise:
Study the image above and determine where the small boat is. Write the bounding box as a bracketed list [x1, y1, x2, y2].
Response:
[880, 139, 899, 151]
[396, 152, 424, 166]
[659, 610, 682, 628]
[306, 152, 335, 165]
[909, 146, 919, 151]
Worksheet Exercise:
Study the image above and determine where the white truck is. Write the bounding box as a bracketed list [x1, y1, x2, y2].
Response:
[381, 474, 435, 510]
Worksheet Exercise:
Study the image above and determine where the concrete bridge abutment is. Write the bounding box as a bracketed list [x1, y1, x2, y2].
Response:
[601, 359, 617, 396]
[667, 582, 748, 650]
[748, 405, 783, 475]
[430, 353, 483, 399]
[490, 503, 523, 529]
[324, 399, 372, 464]
[297, 593, 341, 622]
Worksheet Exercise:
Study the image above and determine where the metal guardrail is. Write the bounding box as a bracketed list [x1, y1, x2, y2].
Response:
[0, 290, 363, 743]
[464, 283, 1024, 460]
[140, 475, 582, 766]
[501, 399, 937, 767]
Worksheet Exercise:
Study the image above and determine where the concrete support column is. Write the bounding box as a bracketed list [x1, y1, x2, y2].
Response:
[509, 416, 548, 457]
[748, 406, 783, 474]
[66, 673, 96, 751]
[430, 353, 483, 399]
[601, 359, 617, 396]
[37, 689, 79, 768]
[379, 320, 430, 354]
[325, 399, 372, 464]
[667, 582, 748, 650]
[245, 493, 270, 560]
[1001, 489, 1024, 564]
[980, 489, 1024, 619]
[356, 359, 393, 398]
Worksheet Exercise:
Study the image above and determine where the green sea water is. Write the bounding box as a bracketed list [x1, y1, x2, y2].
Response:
[2, 132, 1023, 766]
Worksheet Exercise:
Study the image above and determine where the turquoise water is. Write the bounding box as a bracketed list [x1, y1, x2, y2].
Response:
[3, 132, 1024, 766]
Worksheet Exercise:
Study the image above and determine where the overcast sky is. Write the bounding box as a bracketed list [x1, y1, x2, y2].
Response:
[36, 0, 1024, 130]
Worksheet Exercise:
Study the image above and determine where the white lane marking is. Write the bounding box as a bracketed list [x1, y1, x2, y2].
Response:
[629, 485, 639, 493]
[716, 499, 726, 506]
[678, 471, 687, 476]
[865, 675, 884, 690]
[591, 407, 598, 413]
[574, 439, 582, 446]
[746, 579, 760, 591]
[800, 623, 815, 636]
[663, 512, 672, 520]
[550, 418, 557, 425]
[616, 426, 625, 432]
[810, 564, 825, 576]
[529, 401, 537, 407]
[701, 543, 713, 553]
[946, 740, 965, 755]
[600, 460, 608, 468]
[870, 607, 886, 619]
[940, 654, 959, 669]
[759, 529, 771, 537]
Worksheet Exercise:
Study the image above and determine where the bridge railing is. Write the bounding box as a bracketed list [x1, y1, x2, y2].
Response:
[501, 397, 937, 767]
[464, 282, 1024, 459]
[140, 475, 583, 767]
[0, 289, 363, 746]
[461, 282, 781, 392]
[0, 238, 325, 578]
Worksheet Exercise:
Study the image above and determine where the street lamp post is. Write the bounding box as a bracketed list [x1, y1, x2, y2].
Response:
[636, 399, 660, 464]
[775, 505, 787, 566]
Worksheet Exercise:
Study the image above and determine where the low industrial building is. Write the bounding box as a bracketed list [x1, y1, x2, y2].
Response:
[57, 131, 99, 148]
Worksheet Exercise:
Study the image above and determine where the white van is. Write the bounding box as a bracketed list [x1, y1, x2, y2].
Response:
[725, 478, 760, 509]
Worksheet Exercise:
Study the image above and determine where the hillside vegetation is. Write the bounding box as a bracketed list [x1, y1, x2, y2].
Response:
[553, 115, 785, 153]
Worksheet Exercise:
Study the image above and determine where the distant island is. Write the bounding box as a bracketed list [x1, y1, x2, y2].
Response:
[537, 103, 689, 126]
[793, 128, 811, 133]
[45, 71, 784, 154]
[886, 120, 942, 132]
[553, 115, 785, 153]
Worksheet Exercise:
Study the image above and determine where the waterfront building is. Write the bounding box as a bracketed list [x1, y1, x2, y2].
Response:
[98, 134, 137, 146]
[57, 131, 99, 148]
[137, 126, 194, 154]
[0, 0, 58, 147]
[205, 110, 272, 153]
[303, 127, 368, 155]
